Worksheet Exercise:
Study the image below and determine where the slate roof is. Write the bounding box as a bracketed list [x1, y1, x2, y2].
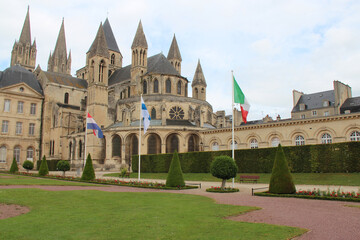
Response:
[87, 23, 109, 58]
[192, 59, 207, 87]
[340, 97, 360, 114]
[291, 90, 335, 112]
[51, 19, 67, 60]
[131, 21, 148, 49]
[109, 53, 179, 86]
[0, 65, 43, 95]
[103, 18, 120, 53]
[43, 71, 87, 89]
[167, 34, 182, 61]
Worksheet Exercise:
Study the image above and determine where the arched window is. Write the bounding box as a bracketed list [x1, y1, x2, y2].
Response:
[295, 135, 305, 146]
[177, 81, 182, 95]
[250, 139, 258, 149]
[0, 146, 6, 163]
[230, 140, 238, 149]
[90, 60, 95, 82]
[64, 93, 69, 104]
[69, 142, 72, 160]
[151, 108, 156, 120]
[350, 131, 360, 141]
[271, 137, 280, 147]
[188, 135, 198, 152]
[153, 79, 159, 93]
[112, 135, 121, 157]
[147, 134, 161, 154]
[166, 134, 179, 153]
[99, 60, 105, 82]
[14, 146, 20, 163]
[131, 135, 138, 155]
[26, 147, 34, 161]
[128, 87, 131, 98]
[321, 133, 332, 144]
[212, 142, 219, 151]
[72, 140, 76, 160]
[195, 88, 198, 98]
[143, 80, 147, 94]
[111, 54, 115, 65]
[166, 79, 171, 93]
[79, 140, 83, 158]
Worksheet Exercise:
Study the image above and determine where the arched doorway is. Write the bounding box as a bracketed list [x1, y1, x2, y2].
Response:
[147, 134, 161, 154]
[125, 134, 138, 170]
[166, 133, 179, 153]
[112, 135, 121, 158]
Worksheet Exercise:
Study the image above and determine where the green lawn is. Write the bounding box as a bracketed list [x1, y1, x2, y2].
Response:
[0, 173, 95, 186]
[105, 172, 360, 186]
[0, 189, 306, 239]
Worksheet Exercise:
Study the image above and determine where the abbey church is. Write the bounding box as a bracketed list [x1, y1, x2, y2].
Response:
[1, 8, 359, 171]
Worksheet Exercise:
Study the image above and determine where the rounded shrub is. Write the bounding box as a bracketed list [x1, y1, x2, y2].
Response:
[57, 160, 70, 176]
[10, 158, 19, 173]
[210, 155, 238, 189]
[22, 160, 34, 173]
[38, 155, 49, 176]
[166, 151, 185, 187]
[81, 153, 95, 181]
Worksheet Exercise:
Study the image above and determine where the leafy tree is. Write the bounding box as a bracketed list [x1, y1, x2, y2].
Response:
[81, 153, 95, 181]
[210, 155, 238, 189]
[57, 160, 70, 176]
[9, 158, 19, 173]
[23, 160, 34, 173]
[166, 151, 185, 187]
[269, 144, 296, 194]
[38, 155, 49, 176]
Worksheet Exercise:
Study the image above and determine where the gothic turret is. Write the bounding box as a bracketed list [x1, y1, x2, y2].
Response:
[192, 60, 207, 101]
[103, 18, 122, 74]
[11, 6, 37, 71]
[47, 19, 71, 74]
[167, 34, 182, 74]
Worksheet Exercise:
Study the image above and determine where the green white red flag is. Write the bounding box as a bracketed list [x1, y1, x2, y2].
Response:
[233, 76, 250, 124]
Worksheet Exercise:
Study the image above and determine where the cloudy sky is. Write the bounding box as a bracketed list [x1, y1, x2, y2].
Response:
[1, 0, 360, 121]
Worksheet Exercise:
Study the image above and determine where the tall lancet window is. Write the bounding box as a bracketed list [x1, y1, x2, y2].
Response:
[143, 80, 147, 94]
[99, 60, 105, 82]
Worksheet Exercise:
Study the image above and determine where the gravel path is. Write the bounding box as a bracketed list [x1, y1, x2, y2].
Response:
[1, 184, 360, 239]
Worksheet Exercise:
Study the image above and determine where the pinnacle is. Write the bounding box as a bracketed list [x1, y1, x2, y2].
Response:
[19, 6, 31, 44]
[131, 20, 148, 49]
[192, 59, 207, 87]
[167, 34, 182, 61]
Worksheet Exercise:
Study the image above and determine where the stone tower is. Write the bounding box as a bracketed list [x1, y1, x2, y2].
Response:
[47, 19, 71, 74]
[103, 18, 122, 75]
[192, 60, 207, 101]
[167, 34, 182, 74]
[11, 6, 37, 71]
[131, 20, 148, 96]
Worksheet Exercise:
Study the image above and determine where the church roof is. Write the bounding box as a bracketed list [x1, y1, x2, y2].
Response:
[340, 96, 360, 114]
[131, 20, 148, 49]
[87, 23, 110, 58]
[291, 90, 335, 112]
[0, 65, 43, 95]
[43, 71, 87, 89]
[167, 34, 182, 61]
[103, 18, 120, 53]
[191, 60, 207, 87]
[109, 53, 180, 86]
[19, 6, 31, 44]
[52, 18, 67, 60]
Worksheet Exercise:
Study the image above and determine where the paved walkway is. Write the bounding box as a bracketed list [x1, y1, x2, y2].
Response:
[12, 171, 360, 239]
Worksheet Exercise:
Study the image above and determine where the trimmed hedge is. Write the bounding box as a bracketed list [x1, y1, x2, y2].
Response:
[37, 159, 67, 171]
[132, 141, 360, 173]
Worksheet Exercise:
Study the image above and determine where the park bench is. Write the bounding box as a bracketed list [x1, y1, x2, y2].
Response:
[239, 175, 260, 183]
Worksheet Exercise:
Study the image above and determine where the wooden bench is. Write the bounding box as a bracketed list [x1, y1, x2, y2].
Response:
[239, 175, 260, 183]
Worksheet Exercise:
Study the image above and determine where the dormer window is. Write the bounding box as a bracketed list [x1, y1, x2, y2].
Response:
[299, 103, 305, 111]
[323, 100, 329, 107]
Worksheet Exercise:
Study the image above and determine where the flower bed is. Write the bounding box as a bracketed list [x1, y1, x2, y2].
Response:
[1, 171, 197, 190]
[206, 186, 239, 193]
[254, 188, 360, 202]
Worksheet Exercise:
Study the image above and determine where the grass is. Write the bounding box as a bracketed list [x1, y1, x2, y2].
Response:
[0, 173, 95, 186]
[0, 188, 306, 239]
[104, 172, 360, 186]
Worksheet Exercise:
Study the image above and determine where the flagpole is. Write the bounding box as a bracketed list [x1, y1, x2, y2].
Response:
[231, 71, 235, 188]
[84, 110, 88, 169]
[138, 94, 142, 182]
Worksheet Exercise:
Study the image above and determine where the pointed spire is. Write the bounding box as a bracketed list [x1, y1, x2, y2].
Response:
[19, 6, 31, 44]
[131, 20, 148, 49]
[32, 38, 36, 48]
[53, 18, 67, 59]
[192, 59, 207, 87]
[167, 34, 182, 61]
[88, 23, 109, 58]
[103, 18, 120, 53]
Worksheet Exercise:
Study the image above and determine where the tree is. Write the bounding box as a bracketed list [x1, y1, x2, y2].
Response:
[22, 160, 34, 173]
[38, 155, 49, 176]
[166, 151, 185, 187]
[57, 160, 70, 176]
[210, 155, 238, 189]
[269, 144, 296, 194]
[81, 153, 95, 181]
[9, 158, 19, 173]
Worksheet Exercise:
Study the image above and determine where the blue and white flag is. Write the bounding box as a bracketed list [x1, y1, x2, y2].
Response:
[86, 112, 103, 138]
[141, 96, 151, 134]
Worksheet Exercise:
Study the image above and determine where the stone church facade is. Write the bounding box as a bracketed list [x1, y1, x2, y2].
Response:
[0, 8, 359, 171]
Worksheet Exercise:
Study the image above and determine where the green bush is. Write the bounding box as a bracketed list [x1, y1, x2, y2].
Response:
[210, 155, 238, 189]
[38, 155, 49, 176]
[9, 158, 19, 173]
[57, 160, 70, 176]
[119, 167, 128, 178]
[166, 151, 185, 187]
[81, 153, 95, 181]
[22, 160, 34, 173]
[37, 159, 63, 171]
[269, 145, 296, 194]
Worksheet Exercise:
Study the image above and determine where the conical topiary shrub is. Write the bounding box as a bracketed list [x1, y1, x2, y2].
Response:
[166, 151, 185, 187]
[38, 155, 49, 176]
[10, 158, 19, 173]
[81, 153, 95, 181]
[269, 144, 296, 194]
